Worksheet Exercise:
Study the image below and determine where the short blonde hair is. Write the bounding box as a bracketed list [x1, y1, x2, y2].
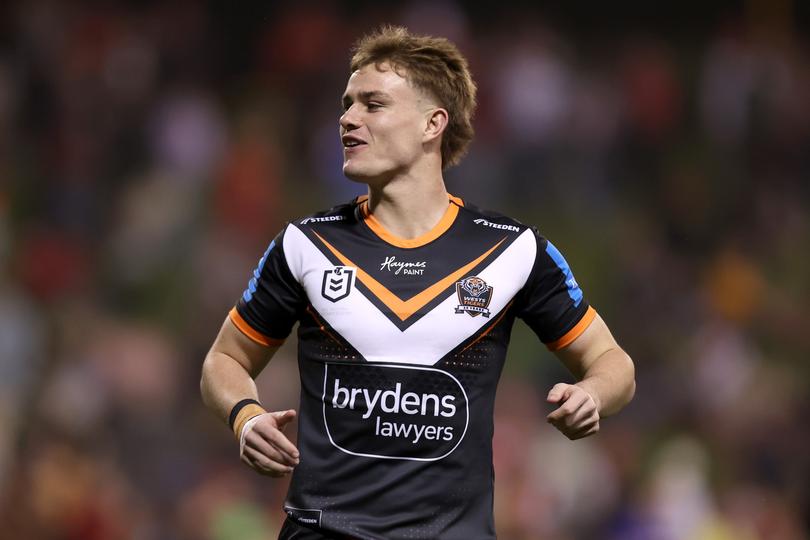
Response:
[350, 25, 477, 169]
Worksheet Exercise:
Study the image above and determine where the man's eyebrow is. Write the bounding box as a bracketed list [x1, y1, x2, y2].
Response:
[342, 91, 392, 106]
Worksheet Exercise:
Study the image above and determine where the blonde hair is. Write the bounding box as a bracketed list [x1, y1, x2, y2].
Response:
[350, 25, 477, 169]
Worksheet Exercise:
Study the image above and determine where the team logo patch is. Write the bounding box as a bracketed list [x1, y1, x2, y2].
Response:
[454, 276, 493, 318]
[321, 266, 355, 302]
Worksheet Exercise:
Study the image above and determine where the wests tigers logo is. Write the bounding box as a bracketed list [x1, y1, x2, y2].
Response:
[454, 276, 493, 318]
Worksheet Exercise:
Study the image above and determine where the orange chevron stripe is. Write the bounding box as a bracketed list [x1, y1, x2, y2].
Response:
[312, 232, 506, 321]
[458, 300, 514, 354]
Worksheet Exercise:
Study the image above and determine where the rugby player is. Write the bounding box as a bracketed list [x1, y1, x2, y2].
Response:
[201, 25, 636, 539]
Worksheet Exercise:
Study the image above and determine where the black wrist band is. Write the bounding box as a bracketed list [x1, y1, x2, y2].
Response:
[228, 398, 262, 429]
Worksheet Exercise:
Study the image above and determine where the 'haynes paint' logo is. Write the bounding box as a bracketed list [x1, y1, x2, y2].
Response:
[322, 363, 469, 461]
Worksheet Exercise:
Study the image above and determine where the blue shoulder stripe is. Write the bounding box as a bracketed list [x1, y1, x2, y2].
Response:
[544, 241, 583, 307]
[242, 239, 275, 303]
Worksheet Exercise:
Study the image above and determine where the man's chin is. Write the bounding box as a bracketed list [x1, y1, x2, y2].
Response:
[342, 166, 378, 184]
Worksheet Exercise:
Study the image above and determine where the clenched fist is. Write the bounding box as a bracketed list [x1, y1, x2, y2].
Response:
[546, 383, 600, 440]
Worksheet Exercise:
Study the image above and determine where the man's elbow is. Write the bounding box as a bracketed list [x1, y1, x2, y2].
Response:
[602, 349, 635, 416]
[200, 352, 218, 408]
[626, 375, 636, 406]
[622, 352, 636, 407]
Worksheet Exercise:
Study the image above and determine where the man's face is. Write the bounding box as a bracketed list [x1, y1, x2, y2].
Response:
[340, 63, 434, 183]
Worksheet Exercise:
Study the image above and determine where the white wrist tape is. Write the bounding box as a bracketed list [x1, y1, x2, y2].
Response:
[239, 414, 265, 458]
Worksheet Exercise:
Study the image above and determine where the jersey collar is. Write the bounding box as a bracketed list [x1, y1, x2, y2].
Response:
[356, 194, 464, 249]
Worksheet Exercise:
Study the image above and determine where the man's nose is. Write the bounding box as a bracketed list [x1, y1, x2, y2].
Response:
[340, 106, 361, 130]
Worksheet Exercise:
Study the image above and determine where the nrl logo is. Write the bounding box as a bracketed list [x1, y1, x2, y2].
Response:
[454, 276, 493, 318]
[322, 266, 355, 302]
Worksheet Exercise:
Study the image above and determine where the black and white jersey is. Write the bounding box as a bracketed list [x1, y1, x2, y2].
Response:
[231, 195, 596, 539]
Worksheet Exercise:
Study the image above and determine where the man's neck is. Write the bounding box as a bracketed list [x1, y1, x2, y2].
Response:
[365, 171, 450, 240]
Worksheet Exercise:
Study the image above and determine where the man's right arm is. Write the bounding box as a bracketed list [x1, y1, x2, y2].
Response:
[200, 316, 300, 476]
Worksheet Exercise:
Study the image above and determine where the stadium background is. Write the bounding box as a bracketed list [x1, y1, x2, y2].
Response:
[1, 0, 809, 538]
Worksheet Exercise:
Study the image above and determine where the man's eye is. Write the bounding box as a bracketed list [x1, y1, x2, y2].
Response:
[367, 103, 383, 110]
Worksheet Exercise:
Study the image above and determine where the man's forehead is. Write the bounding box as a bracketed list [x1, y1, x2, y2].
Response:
[344, 63, 412, 97]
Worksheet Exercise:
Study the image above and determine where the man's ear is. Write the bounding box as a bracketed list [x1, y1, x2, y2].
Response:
[424, 108, 449, 143]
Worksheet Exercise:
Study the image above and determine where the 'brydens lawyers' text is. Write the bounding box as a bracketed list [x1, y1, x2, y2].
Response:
[332, 379, 456, 443]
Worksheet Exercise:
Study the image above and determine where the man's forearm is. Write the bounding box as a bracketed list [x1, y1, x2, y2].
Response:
[575, 347, 635, 417]
[200, 351, 261, 424]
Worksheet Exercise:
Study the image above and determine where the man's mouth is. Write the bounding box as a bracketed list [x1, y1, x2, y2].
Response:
[342, 135, 366, 148]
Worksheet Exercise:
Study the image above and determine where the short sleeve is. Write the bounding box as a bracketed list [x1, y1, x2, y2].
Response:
[230, 226, 306, 346]
[515, 229, 596, 351]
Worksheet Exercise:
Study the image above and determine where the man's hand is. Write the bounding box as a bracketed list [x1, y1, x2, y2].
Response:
[239, 409, 300, 476]
[546, 383, 600, 440]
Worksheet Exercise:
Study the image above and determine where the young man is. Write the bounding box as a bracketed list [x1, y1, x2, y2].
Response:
[201, 26, 635, 539]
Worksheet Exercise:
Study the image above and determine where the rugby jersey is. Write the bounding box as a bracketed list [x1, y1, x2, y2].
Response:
[230, 194, 596, 539]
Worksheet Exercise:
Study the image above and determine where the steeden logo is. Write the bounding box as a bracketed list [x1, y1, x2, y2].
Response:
[454, 276, 493, 318]
[301, 215, 345, 225]
[473, 218, 520, 233]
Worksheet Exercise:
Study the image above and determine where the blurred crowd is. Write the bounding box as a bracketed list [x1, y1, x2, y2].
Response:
[0, 1, 808, 539]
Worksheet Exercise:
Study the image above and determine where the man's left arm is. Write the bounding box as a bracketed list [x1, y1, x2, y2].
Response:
[546, 313, 635, 440]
